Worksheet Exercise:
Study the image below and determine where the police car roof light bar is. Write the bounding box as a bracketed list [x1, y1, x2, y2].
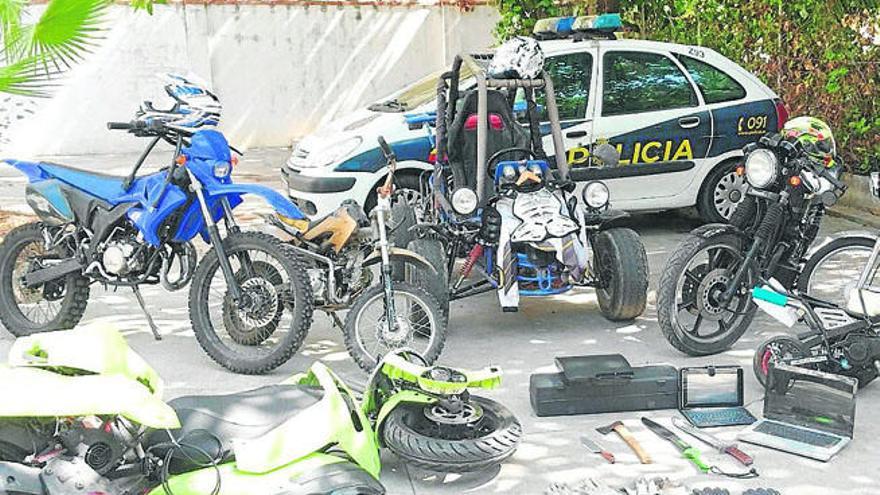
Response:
[533, 13, 623, 41]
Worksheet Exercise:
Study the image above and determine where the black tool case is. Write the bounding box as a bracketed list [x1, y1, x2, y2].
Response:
[529, 354, 679, 417]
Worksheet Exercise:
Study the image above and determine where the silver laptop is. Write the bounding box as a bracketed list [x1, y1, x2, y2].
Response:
[738, 363, 857, 462]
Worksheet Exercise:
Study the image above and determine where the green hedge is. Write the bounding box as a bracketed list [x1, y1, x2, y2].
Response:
[494, 1, 880, 173]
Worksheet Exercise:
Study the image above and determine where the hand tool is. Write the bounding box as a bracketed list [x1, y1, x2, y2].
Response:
[640, 417, 710, 472]
[596, 420, 651, 464]
[671, 417, 754, 467]
[580, 435, 615, 464]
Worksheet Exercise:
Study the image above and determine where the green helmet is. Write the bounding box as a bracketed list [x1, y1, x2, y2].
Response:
[781, 116, 836, 167]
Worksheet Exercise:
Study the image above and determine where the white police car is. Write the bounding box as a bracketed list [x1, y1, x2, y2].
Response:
[282, 15, 787, 223]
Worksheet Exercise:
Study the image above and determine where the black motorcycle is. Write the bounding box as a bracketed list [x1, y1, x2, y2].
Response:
[657, 132, 847, 355]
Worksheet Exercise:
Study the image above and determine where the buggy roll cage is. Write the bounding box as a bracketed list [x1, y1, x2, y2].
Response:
[433, 52, 571, 202]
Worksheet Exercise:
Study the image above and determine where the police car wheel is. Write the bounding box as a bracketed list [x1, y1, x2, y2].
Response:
[698, 161, 746, 223]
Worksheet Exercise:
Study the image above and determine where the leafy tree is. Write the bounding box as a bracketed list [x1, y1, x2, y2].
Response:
[0, 0, 157, 97]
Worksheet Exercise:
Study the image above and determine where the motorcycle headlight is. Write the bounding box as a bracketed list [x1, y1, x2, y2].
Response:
[451, 187, 478, 215]
[213, 161, 231, 178]
[303, 136, 363, 168]
[582, 181, 610, 209]
[745, 149, 778, 189]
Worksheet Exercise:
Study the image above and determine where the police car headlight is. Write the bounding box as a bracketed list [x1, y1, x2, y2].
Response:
[745, 149, 778, 189]
[306, 136, 363, 168]
[451, 188, 478, 215]
[582, 181, 610, 209]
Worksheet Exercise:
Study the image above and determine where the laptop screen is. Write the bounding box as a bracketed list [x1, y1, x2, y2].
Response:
[681, 366, 743, 408]
[765, 364, 858, 438]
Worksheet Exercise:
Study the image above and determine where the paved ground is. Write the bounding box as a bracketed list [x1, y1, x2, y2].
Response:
[1, 150, 878, 494]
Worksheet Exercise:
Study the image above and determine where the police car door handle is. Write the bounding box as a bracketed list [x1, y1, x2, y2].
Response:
[678, 116, 701, 129]
[566, 130, 588, 138]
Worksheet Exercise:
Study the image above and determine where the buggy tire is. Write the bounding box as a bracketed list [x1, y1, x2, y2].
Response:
[593, 228, 648, 321]
[189, 231, 313, 375]
[405, 237, 449, 318]
[382, 396, 521, 473]
[0, 222, 89, 336]
[657, 233, 757, 356]
[343, 282, 447, 372]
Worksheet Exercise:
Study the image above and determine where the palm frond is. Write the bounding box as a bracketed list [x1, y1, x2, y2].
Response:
[0, 56, 60, 97]
[0, 0, 26, 54]
[18, 0, 111, 71]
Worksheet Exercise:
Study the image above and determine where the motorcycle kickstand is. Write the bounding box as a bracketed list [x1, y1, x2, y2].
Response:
[327, 310, 344, 329]
[132, 286, 162, 341]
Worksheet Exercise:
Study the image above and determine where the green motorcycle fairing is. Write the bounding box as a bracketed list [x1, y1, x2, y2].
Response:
[234, 362, 381, 478]
[365, 354, 504, 437]
[146, 452, 349, 495]
[8, 324, 165, 395]
[0, 367, 180, 429]
[0, 325, 179, 429]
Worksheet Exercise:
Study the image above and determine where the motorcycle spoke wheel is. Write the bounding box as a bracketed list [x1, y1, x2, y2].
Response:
[10, 239, 66, 325]
[801, 238, 878, 308]
[344, 282, 447, 372]
[357, 292, 435, 357]
[204, 249, 296, 357]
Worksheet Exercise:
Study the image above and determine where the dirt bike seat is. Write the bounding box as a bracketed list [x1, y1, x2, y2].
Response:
[144, 384, 324, 474]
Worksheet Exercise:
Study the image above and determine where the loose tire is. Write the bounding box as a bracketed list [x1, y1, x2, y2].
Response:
[593, 228, 648, 321]
[798, 236, 877, 308]
[343, 281, 446, 372]
[382, 396, 521, 473]
[189, 232, 313, 375]
[0, 222, 89, 336]
[657, 232, 757, 356]
[698, 160, 747, 223]
[753, 334, 808, 388]
[405, 237, 449, 318]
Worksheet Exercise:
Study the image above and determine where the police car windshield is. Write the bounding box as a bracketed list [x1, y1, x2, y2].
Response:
[369, 66, 475, 113]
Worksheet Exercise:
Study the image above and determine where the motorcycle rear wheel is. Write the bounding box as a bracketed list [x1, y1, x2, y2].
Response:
[0, 222, 89, 336]
[798, 236, 878, 309]
[382, 396, 521, 473]
[657, 232, 757, 356]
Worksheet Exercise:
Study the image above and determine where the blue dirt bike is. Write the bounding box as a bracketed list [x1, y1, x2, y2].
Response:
[0, 75, 314, 374]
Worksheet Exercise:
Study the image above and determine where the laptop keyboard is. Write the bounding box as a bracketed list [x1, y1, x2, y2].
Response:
[686, 408, 754, 426]
[754, 421, 841, 448]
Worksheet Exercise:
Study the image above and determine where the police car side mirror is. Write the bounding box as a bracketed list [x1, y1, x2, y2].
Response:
[592, 143, 620, 168]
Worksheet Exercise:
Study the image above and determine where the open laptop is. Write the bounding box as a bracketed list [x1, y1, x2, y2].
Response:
[679, 366, 756, 427]
[738, 363, 857, 462]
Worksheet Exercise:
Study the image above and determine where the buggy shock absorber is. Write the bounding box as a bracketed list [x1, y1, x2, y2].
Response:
[454, 244, 484, 290]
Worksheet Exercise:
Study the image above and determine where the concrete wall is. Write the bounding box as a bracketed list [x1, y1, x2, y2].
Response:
[0, 3, 497, 157]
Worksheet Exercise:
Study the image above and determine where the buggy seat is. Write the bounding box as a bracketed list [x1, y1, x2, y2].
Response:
[446, 89, 531, 199]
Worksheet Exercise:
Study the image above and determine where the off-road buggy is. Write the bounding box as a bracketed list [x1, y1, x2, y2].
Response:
[394, 50, 648, 320]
